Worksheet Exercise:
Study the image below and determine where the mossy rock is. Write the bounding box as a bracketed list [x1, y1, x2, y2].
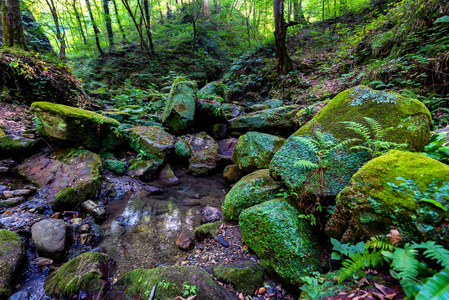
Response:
[213, 261, 264, 295]
[0, 230, 24, 299]
[195, 99, 227, 126]
[178, 132, 219, 176]
[294, 100, 329, 127]
[239, 199, 321, 287]
[297, 86, 431, 151]
[103, 159, 126, 175]
[31, 101, 123, 152]
[0, 134, 41, 160]
[223, 164, 243, 183]
[229, 105, 300, 136]
[270, 132, 370, 199]
[126, 158, 161, 181]
[0, 128, 4, 137]
[113, 265, 234, 300]
[162, 77, 197, 134]
[222, 169, 282, 221]
[100, 110, 131, 122]
[193, 221, 221, 240]
[44, 252, 111, 298]
[16, 149, 102, 212]
[232, 131, 285, 173]
[174, 139, 193, 160]
[128, 126, 175, 165]
[199, 81, 225, 98]
[326, 150, 449, 246]
[270, 86, 431, 199]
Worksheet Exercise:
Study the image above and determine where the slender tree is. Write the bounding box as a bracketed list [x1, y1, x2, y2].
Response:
[2, 0, 28, 49]
[85, 0, 104, 55]
[111, 0, 126, 42]
[102, 0, 114, 49]
[72, 0, 88, 45]
[45, 0, 66, 57]
[274, 0, 292, 74]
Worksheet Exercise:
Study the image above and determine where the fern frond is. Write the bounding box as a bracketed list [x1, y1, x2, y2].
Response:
[363, 117, 383, 140]
[342, 121, 372, 142]
[295, 136, 319, 153]
[338, 249, 384, 283]
[338, 138, 362, 148]
[294, 160, 319, 170]
[349, 145, 373, 154]
[391, 245, 420, 284]
[413, 241, 449, 268]
[375, 140, 407, 150]
[415, 267, 449, 300]
[366, 236, 395, 252]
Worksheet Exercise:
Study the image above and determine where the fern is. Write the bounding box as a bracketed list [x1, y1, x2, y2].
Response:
[390, 245, 420, 284]
[294, 136, 320, 153]
[415, 267, 449, 300]
[413, 241, 449, 268]
[294, 160, 319, 170]
[338, 249, 385, 283]
[365, 236, 395, 252]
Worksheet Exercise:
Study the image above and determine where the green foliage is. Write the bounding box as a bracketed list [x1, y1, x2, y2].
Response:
[342, 117, 408, 158]
[420, 133, 449, 163]
[183, 283, 197, 297]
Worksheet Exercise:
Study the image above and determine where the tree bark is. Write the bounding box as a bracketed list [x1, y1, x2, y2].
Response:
[102, 0, 114, 49]
[86, 0, 104, 55]
[274, 0, 292, 75]
[293, 0, 306, 24]
[140, 0, 154, 55]
[2, 0, 27, 49]
[111, 0, 127, 42]
[72, 0, 88, 45]
[121, 0, 150, 54]
[45, 0, 65, 57]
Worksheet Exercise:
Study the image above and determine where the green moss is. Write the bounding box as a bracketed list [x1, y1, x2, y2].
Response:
[52, 176, 101, 212]
[128, 126, 174, 165]
[114, 266, 226, 300]
[300, 270, 356, 299]
[44, 252, 108, 297]
[213, 262, 264, 295]
[296, 86, 431, 151]
[0, 229, 22, 256]
[0, 128, 4, 137]
[193, 221, 221, 240]
[0, 230, 24, 299]
[103, 159, 126, 175]
[232, 131, 285, 172]
[222, 169, 282, 221]
[326, 150, 449, 245]
[239, 199, 321, 287]
[0, 135, 39, 159]
[175, 139, 193, 159]
[162, 77, 197, 133]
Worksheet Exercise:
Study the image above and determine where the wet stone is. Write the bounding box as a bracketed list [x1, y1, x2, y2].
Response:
[81, 200, 106, 217]
[201, 205, 224, 224]
[215, 236, 230, 248]
[175, 232, 195, 251]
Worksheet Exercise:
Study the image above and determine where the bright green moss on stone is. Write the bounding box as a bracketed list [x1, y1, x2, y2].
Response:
[213, 261, 264, 295]
[114, 266, 229, 300]
[232, 131, 285, 172]
[297, 86, 431, 151]
[162, 77, 197, 133]
[239, 199, 321, 287]
[128, 126, 175, 165]
[0, 230, 24, 298]
[31, 102, 123, 152]
[44, 252, 109, 298]
[326, 150, 449, 246]
[222, 169, 282, 221]
[0, 135, 41, 159]
[103, 159, 126, 175]
[193, 221, 221, 240]
[174, 139, 193, 160]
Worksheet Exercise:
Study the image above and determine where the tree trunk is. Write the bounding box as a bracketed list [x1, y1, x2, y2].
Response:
[102, 0, 114, 49]
[274, 0, 292, 75]
[293, 0, 306, 24]
[72, 0, 88, 45]
[141, 0, 154, 55]
[45, 0, 65, 57]
[121, 0, 150, 54]
[0, 2, 4, 47]
[2, 0, 27, 49]
[111, 0, 127, 42]
[86, 0, 104, 55]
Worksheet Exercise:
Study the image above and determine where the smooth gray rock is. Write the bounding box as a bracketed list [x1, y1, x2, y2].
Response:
[31, 219, 66, 258]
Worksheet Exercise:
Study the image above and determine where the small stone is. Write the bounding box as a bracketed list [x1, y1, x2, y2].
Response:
[21, 133, 35, 139]
[201, 205, 223, 224]
[175, 233, 195, 251]
[81, 200, 106, 217]
[214, 236, 229, 248]
[30, 257, 54, 267]
[3, 189, 31, 198]
[80, 233, 92, 244]
[31, 219, 66, 258]
[80, 224, 90, 232]
[71, 218, 83, 225]
[0, 167, 9, 172]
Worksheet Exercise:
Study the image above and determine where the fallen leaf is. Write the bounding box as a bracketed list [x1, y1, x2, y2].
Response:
[358, 277, 369, 288]
[374, 283, 388, 295]
[257, 287, 266, 295]
[387, 229, 402, 246]
[385, 293, 396, 300]
[373, 292, 385, 300]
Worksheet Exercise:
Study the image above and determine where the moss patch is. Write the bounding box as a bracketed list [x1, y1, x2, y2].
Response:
[0, 229, 24, 299]
[194, 221, 221, 240]
[128, 126, 175, 165]
[103, 159, 126, 175]
[326, 150, 449, 246]
[239, 199, 321, 287]
[222, 169, 282, 221]
[213, 261, 264, 295]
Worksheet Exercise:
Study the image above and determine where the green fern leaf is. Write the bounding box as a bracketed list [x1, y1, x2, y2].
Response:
[363, 117, 383, 140]
[415, 267, 449, 300]
[294, 160, 319, 170]
[366, 236, 395, 252]
[413, 241, 449, 268]
[391, 245, 420, 284]
[350, 145, 373, 154]
[295, 136, 319, 153]
[338, 250, 384, 283]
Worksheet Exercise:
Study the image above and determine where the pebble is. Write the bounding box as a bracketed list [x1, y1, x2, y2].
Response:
[0, 167, 9, 173]
[214, 236, 230, 248]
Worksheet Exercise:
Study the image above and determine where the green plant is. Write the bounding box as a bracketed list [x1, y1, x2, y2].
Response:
[157, 280, 171, 290]
[182, 283, 196, 297]
[342, 117, 407, 158]
[420, 133, 449, 163]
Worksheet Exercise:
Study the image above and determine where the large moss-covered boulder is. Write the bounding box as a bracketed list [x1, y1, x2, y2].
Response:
[239, 199, 321, 286]
[16, 149, 102, 211]
[44, 252, 111, 298]
[326, 150, 449, 246]
[113, 266, 235, 300]
[177, 132, 219, 175]
[233, 132, 285, 172]
[270, 86, 432, 199]
[199, 81, 225, 98]
[229, 105, 300, 136]
[213, 261, 264, 295]
[162, 78, 197, 133]
[195, 99, 227, 127]
[222, 169, 282, 221]
[0, 230, 24, 299]
[128, 126, 175, 165]
[31, 102, 122, 152]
